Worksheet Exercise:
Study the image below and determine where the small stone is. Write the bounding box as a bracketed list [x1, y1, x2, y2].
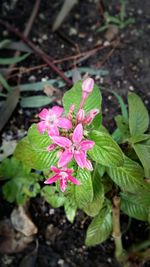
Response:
[144, 99, 149, 104]
[49, 209, 55, 215]
[61, 44, 65, 48]
[28, 75, 36, 82]
[88, 37, 93, 42]
[69, 27, 78, 35]
[107, 257, 112, 263]
[103, 40, 110, 47]
[42, 34, 48, 40]
[58, 259, 65, 266]
[129, 85, 134, 91]
[108, 95, 112, 100]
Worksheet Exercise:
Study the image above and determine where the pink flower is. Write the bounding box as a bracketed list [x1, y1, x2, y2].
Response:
[44, 166, 81, 192]
[77, 108, 99, 125]
[80, 78, 94, 108]
[37, 106, 72, 136]
[52, 124, 95, 169]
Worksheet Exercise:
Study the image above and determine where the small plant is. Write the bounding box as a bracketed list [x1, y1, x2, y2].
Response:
[98, 0, 135, 32]
[2, 76, 150, 265]
[0, 157, 42, 204]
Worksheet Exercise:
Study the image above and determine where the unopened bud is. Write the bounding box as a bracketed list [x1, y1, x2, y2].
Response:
[82, 78, 94, 93]
[77, 109, 85, 123]
[83, 109, 99, 125]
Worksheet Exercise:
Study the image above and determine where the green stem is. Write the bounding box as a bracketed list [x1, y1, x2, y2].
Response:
[112, 196, 129, 266]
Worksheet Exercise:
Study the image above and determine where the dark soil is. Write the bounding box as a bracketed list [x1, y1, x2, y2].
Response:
[0, 0, 150, 267]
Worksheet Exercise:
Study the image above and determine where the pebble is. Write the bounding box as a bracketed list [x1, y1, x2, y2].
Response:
[28, 75, 36, 82]
[108, 95, 112, 100]
[58, 259, 65, 266]
[129, 85, 134, 91]
[61, 44, 65, 49]
[88, 37, 93, 42]
[42, 34, 48, 41]
[49, 208, 55, 215]
[69, 27, 78, 36]
[144, 99, 149, 105]
[103, 41, 110, 47]
[107, 257, 112, 263]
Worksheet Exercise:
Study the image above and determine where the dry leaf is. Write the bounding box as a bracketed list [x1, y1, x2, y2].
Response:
[43, 84, 60, 97]
[105, 25, 119, 41]
[11, 206, 38, 237]
[0, 139, 17, 161]
[0, 219, 34, 254]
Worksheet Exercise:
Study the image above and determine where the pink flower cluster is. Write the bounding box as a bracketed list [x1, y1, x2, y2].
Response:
[37, 78, 99, 192]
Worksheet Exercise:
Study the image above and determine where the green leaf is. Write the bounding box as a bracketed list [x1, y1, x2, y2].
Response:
[115, 115, 130, 138]
[0, 74, 11, 92]
[2, 180, 18, 203]
[64, 199, 77, 223]
[90, 113, 102, 130]
[130, 134, 150, 144]
[63, 81, 102, 113]
[28, 124, 52, 150]
[14, 137, 57, 170]
[120, 192, 150, 221]
[41, 186, 65, 208]
[84, 167, 104, 217]
[0, 53, 29, 65]
[85, 205, 112, 246]
[133, 139, 150, 178]
[0, 157, 30, 180]
[128, 93, 149, 136]
[20, 96, 53, 108]
[88, 130, 124, 167]
[111, 91, 128, 120]
[107, 156, 144, 193]
[75, 168, 93, 209]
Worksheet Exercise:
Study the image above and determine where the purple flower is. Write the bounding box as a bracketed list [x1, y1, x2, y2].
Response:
[44, 166, 81, 192]
[37, 106, 72, 136]
[51, 124, 94, 169]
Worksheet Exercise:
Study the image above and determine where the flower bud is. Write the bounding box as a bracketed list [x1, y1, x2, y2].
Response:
[83, 109, 99, 125]
[77, 108, 85, 123]
[82, 78, 94, 93]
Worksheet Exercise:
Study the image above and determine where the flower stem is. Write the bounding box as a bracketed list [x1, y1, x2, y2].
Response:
[112, 196, 128, 266]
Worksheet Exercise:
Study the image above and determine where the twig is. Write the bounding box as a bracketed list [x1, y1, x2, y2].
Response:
[0, 19, 72, 87]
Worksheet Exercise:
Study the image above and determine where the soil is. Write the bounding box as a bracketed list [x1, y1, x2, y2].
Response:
[0, 0, 150, 267]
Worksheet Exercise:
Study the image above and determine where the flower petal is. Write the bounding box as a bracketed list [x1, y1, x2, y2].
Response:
[51, 166, 60, 173]
[51, 106, 64, 117]
[60, 178, 67, 192]
[85, 159, 93, 171]
[47, 144, 57, 151]
[48, 126, 59, 137]
[74, 151, 86, 168]
[58, 150, 73, 167]
[37, 121, 46, 133]
[38, 108, 49, 120]
[80, 140, 95, 150]
[52, 136, 72, 148]
[57, 117, 72, 129]
[72, 123, 83, 143]
[44, 174, 59, 184]
[68, 175, 81, 185]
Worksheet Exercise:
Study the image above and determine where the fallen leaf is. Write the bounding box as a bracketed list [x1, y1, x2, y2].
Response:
[11, 206, 38, 237]
[0, 88, 20, 132]
[0, 139, 17, 161]
[105, 25, 119, 41]
[43, 84, 60, 98]
[0, 219, 34, 253]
